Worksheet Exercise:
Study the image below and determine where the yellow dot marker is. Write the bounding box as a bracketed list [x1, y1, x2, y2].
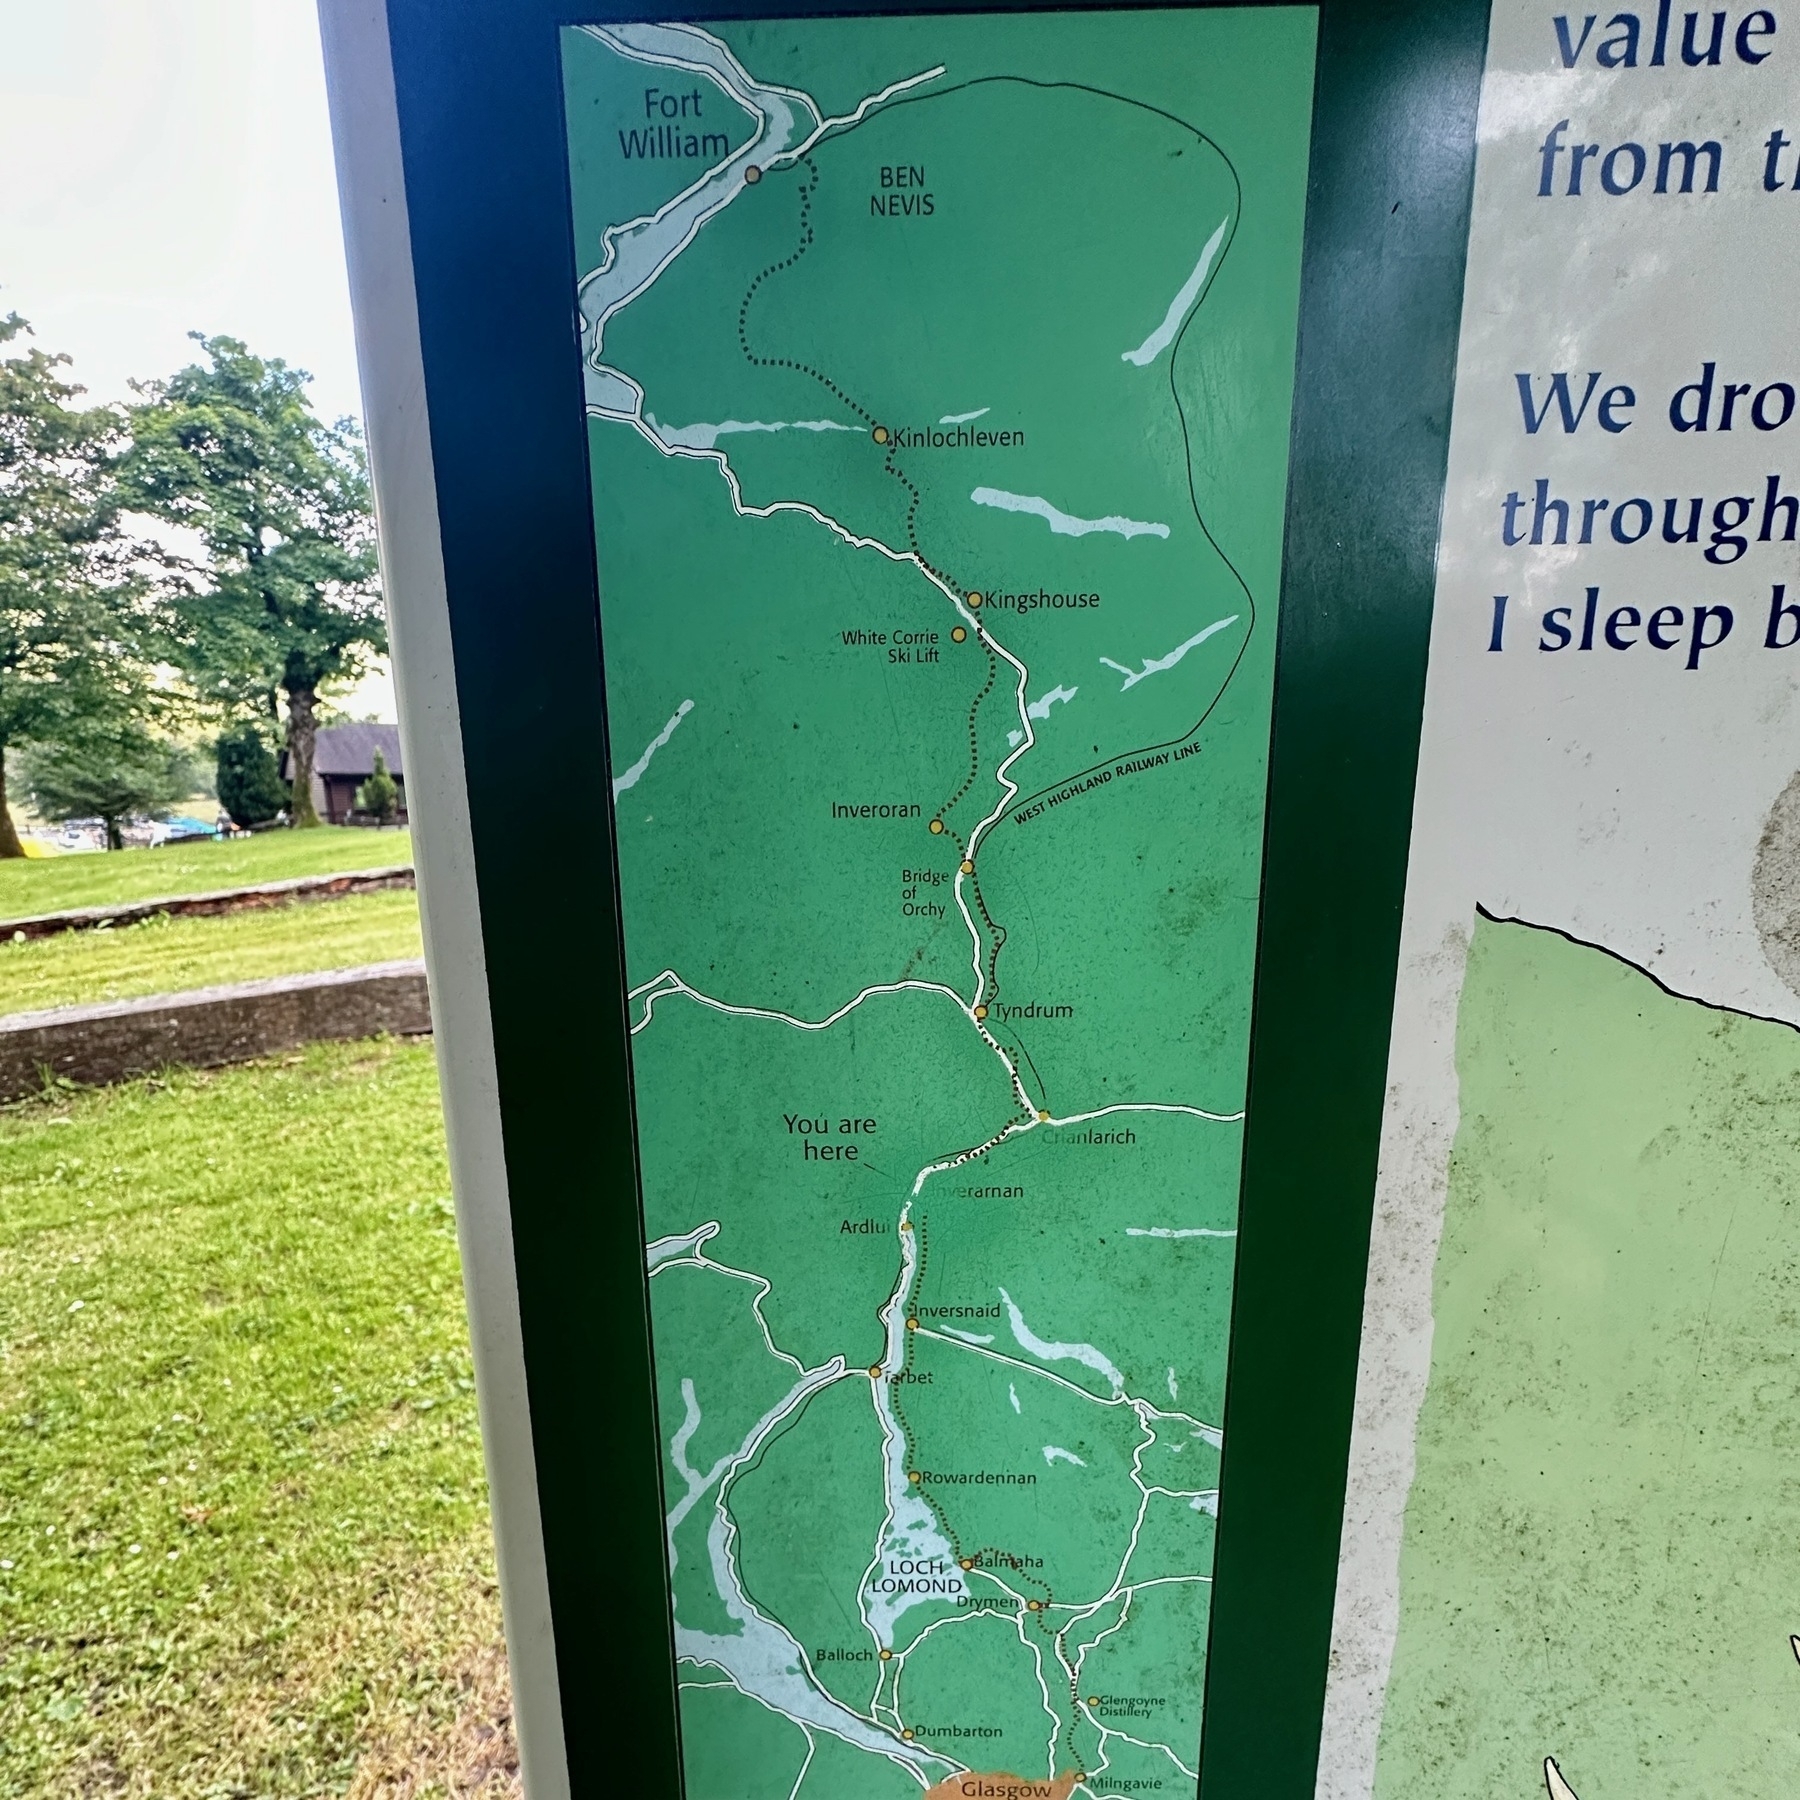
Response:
[902, 1729, 915, 1741]
[1086, 1696, 1099, 1708]
[906, 1317, 919, 1331]
[1027, 1599, 1044, 1612]
[959, 1557, 974, 1571]
[974, 1004, 988, 1021]
[744, 164, 762, 184]
[967, 591, 984, 608]
[900, 1220, 913, 1232]
[929, 819, 945, 835]
[869, 1364, 883, 1379]
[1037, 1109, 1051, 1122]
[908, 1470, 922, 1484]
[873, 425, 891, 445]
[879, 1648, 893, 1661]
[951, 626, 967, 643]
[960, 859, 974, 875]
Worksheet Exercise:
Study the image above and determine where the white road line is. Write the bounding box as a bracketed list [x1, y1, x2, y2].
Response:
[914, 1327, 1121, 1408]
[1053, 1100, 1244, 1127]
[786, 1729, 816, 1800]
[915, 1327, 1219, 1443]
[777, 64, 947, 165]
[629, 970, 971, 1037]
[630, 965, 1038, 1134]
[910, 1101, 1242, 1198]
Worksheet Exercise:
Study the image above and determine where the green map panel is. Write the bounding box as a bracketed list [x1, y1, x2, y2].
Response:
[1375, 918, 1800, 1800]
[561, 10, 1315, 1793]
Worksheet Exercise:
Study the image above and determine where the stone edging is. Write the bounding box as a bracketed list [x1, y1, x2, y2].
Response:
[0, 960, 432, 1101]
[0, 866, 417, 942]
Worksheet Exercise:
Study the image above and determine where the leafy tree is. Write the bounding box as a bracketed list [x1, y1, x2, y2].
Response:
[0, 314, 147, 857]
[356, 747, 399, 824]
[122, 335, 384, 829]
[22, 720, 198, 851]
[215, 720, 287, 828]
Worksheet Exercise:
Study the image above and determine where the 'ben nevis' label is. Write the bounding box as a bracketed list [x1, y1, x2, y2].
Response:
[872, 165, 935, 215]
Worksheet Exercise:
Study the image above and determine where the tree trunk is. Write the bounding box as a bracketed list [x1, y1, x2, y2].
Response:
[0, 752, 24, 859]
[285, 683, 323, 829]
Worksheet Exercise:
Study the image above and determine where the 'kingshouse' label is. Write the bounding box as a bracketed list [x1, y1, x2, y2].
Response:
[984, 588, 1102, 612]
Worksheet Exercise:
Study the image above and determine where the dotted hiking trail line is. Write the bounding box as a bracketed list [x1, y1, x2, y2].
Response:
[934, 820, 1009, 1006]
[880, 1216, 1088, 1776]
[884, 1218, 1050, 1593]
[939, 643, 1000, 819]
[736, 161, 875, 428]
[737, 155, 1012, 1010]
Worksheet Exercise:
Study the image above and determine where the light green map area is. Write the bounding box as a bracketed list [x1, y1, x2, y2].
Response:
[561, 13, 1314, 1795]
[1375, 918, 1800, 1800]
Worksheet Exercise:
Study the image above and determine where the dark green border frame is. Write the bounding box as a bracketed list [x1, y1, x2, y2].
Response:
[1201, 4, 1487, 1792]
[374, 1, 1486, 1792]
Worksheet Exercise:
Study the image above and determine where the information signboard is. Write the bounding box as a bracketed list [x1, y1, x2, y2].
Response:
[317, 0, 1800, 1795]
[1320, 9, 1800, 1799]
[565, 15, 1312, 1793]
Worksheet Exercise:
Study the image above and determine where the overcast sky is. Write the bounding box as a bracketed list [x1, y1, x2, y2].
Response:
[0, 0, 363, 421]
[0, 0, 388, 710]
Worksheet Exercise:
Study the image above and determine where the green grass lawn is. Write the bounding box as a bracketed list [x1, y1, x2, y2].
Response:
[0, 893, 424, 1018]
[0, 1039, 507, 1800]
[0, 829, 413, 920]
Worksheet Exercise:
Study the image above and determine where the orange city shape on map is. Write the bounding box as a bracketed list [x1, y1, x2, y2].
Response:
[923, 1773, 1083, 1800]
